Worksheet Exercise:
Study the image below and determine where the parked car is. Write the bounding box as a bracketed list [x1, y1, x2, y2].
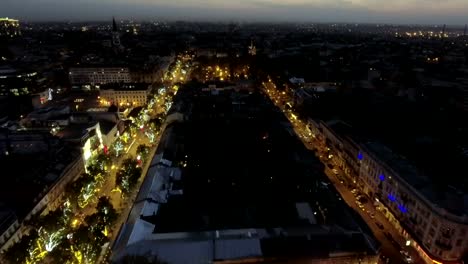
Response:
[400, 250, 413, 263]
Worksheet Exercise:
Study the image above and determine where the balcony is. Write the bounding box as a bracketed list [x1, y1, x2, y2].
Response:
[440, 230, 452, 239]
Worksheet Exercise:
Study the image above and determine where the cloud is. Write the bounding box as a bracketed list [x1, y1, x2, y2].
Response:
[1, 0, 467, 24]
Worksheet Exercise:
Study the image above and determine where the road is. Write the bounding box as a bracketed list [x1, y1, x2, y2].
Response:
[99, 55, 192, 263]
[262, 80, 421, 264]
[98, 132, 161, 263]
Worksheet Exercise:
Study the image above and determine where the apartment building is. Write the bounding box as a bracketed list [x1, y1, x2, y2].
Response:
[69, 67, 131, 85]
[308, 119, 468, 264]
[99, 83, 152, 108]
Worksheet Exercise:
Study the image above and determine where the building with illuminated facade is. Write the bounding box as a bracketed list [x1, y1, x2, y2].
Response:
[0, 66, 38, 96]
[69, 67, 131, 86]
[307, 119, 468, 264]
[0, 18, 20, 38]
[99, 83, 152, 108]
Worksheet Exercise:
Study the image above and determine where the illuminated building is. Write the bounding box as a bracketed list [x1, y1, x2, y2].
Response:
[0, 66, 38, 96]
[99, 83, 152, 108]
[31, 88, 53, 109]
[69, 67, 131, 86]
[311, 120, 468, 264]
[0, 17, 20, 38]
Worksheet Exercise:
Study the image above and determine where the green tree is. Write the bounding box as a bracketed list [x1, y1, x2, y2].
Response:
[137, 144, 150, 161]
[47, 237, 73, 263]
[116, 159, 142, 194]
[66, 173, 94, 199]
[37, 209, 68, 231]
[96, 196, 118, 224]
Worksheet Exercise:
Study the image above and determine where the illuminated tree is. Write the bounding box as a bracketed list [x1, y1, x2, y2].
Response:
[78, 180, 97, 208]
[72, 225, 101, 263]
[66, 173, 94, 201]
[137, 144, 150, 161]
[36, 209, 68, 231]
[96, 196, 118, 224]
[47, 237, 73, 263]
[4, 230, 38, 263]
[116, 158, 142, 194]
[150, 117, 163, 128]
[113, 138, 124, 157]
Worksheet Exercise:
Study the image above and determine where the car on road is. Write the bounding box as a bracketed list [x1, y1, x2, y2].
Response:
[375, 221, 384, 229]
[400, 250, 413, 263]
[370, 212, 375, 219]
[351, 189, 357, 194]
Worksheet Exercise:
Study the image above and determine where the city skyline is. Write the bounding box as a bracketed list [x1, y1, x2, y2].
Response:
[2, 0, 468, 25]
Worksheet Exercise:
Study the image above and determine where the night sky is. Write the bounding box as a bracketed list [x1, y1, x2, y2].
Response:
[2, 0, 468, 24]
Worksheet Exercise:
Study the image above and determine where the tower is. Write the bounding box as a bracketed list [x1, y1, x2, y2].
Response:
[112, 17, 121, 47]
[464, 24, 467, 37]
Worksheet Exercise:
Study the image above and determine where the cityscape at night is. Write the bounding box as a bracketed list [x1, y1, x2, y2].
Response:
[1, 1, 468, 264]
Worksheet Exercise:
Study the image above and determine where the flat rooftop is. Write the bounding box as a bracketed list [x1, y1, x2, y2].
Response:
[364, 141, 468, 217]
[151, 91, 338, 230]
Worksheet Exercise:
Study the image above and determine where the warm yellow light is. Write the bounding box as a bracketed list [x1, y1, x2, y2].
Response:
[71, 219, 80, 228]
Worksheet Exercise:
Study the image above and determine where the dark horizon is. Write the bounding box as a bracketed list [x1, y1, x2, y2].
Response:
[3, 0, 468, 25]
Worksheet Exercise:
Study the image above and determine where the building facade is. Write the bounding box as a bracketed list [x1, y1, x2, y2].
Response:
[69, 67, 131, 85]
[0, 67, 38, 96]
[0, 18, 20, 38]
[309, 120, 468, 264]
[0, 156, 84, 253]
[0, 211, 19, 253]
[99, 84, 152, 107]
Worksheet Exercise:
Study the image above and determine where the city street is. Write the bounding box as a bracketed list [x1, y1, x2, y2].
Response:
[100, 55, 193, 263]
[262, 80, 419, 264]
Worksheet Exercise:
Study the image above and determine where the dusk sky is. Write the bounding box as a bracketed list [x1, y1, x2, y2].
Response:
[2, 0, 468, 25]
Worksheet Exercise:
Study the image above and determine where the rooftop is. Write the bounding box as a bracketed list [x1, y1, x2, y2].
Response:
[0, 144, 80, 218]
[364, 141, 468, 218]
[113, 87, 379, 263]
